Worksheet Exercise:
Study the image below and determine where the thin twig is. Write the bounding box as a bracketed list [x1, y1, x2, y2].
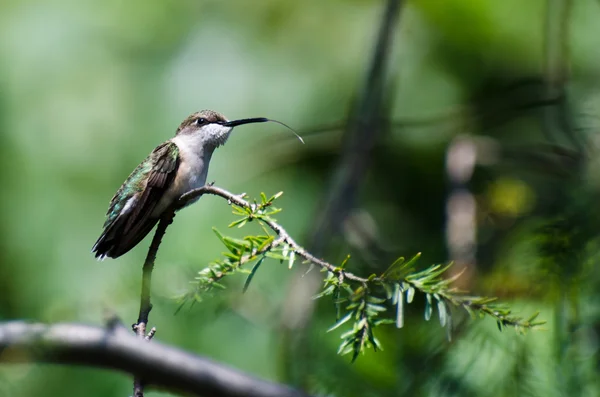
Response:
[132, 209, 176, 397]
[179, 186, 369, 284]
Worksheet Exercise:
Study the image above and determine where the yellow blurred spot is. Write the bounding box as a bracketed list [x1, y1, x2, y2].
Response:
[487, 178, 535, 217]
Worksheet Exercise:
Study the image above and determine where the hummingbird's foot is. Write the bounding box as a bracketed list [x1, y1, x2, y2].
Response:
[145, 327, 157, 341]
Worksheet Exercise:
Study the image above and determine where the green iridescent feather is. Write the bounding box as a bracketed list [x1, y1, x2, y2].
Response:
[93, 141, 180, 259]
[104, 141, 179, 225]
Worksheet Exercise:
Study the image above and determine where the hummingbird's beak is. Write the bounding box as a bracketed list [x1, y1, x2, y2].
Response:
[218, 117, 304, 144]
[218, 118, 268, 127]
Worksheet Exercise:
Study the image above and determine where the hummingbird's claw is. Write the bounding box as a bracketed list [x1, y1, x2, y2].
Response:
[145, 327, 157, 341]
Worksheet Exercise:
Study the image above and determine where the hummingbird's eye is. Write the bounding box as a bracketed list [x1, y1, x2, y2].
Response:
[195, 117, 207, 125]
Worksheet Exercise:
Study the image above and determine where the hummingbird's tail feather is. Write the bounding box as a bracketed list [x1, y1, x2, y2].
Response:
[92, 214, 159, 259]
[92, 216, 127, 259]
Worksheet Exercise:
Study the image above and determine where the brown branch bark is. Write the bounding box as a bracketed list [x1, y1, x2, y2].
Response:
[0, 321, 309, 397]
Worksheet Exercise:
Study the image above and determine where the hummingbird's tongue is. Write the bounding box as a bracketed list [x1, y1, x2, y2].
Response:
[221, 118, 304, 144]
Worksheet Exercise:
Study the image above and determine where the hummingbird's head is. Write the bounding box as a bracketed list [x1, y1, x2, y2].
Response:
[174, 109, 302, 151]
[175, 110, 233, 148]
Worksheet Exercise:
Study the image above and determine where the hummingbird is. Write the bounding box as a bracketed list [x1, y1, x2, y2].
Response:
[92, 109, 301, 260]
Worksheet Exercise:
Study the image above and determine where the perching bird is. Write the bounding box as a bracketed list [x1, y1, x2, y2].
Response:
[92, 109, 300, 259]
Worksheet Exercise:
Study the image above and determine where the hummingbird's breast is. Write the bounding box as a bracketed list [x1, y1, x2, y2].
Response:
[152, 136, 213, 216]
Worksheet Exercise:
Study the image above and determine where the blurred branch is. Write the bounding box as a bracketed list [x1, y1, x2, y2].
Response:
[543, 2, 585, 395]
[281, 0, 404, 382]
[297, 86, 563, 142]
[543, 0, 581, 151]
[0, 320, 308, 397]
[309, 0, 403, 252]
[445, 136, 478, 286]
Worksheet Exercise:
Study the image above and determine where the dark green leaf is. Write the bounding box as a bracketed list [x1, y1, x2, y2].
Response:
[446, 311, 453, 342]
[425, 294, 432, 321]
[242, 255, 266, 293]
[366, 296, 386, 304]
[227, 217, 248, 228]
[256, 235, 275, 252]
[437, 299, 447, 327]
[381, 256, 404, 278]
[313, 285, 336, 299]
[334, 286, 341, 320]
[269, 191, 284, 202]
[406, 286, 415, 303]
[328, 313, 352, 332]
[396, 286, 404, 328]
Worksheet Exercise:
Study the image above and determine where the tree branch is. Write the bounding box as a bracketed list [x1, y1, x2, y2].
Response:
[178, 186, 367, 284]
[178, 185, 540, 331]
[133, 208, 176, 396]
[309, 0, 403, 253]
[0, 321, 309, 397]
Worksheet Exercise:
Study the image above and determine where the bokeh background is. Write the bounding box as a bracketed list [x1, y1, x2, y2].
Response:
[1, 0, 600, 396]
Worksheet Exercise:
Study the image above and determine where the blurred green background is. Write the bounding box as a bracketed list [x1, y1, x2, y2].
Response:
[1, 0, 600, 396]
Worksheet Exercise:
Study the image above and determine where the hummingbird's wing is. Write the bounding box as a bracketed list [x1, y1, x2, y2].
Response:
[92, 141, 180, 259]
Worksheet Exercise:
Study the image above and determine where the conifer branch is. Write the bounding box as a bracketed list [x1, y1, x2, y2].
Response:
[176, 185, 545, 359]
[178, 186, 368, 283]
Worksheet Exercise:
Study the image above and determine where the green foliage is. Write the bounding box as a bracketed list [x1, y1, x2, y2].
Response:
[179, 192, 545, 360]
[2, 0, 598, 394]
[175, 192, 290, 308]
[322, 281, 392, 362]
